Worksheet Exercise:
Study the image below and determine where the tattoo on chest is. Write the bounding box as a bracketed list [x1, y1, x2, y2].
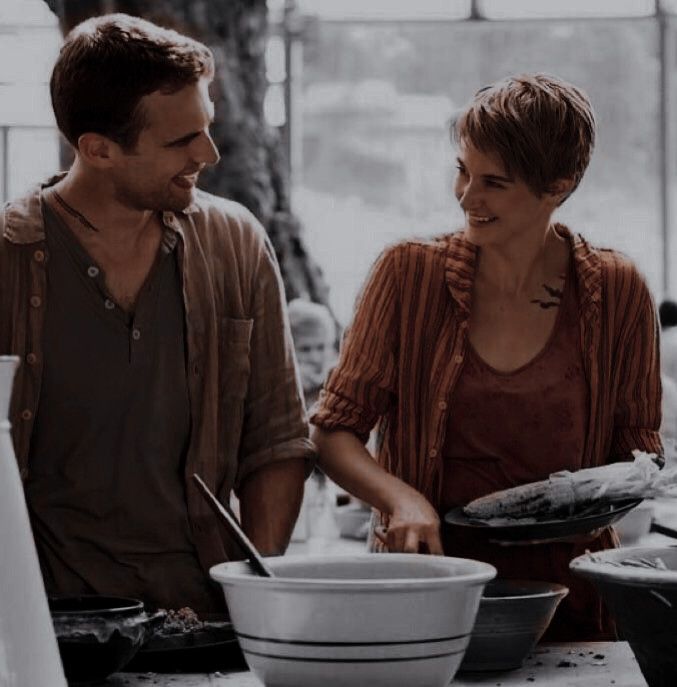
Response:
[530, 282, 564, 310]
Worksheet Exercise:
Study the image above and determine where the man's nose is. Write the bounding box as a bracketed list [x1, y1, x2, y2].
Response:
[193, 131, 220, 166]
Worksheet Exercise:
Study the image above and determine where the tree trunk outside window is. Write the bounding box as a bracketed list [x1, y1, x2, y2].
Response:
[43, 0, 330, 307]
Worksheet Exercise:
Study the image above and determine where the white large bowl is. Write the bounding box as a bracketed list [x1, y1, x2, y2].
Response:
[211, 553, 496, 687]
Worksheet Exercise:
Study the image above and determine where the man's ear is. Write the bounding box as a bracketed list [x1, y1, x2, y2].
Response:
[76, 133, 117, 169]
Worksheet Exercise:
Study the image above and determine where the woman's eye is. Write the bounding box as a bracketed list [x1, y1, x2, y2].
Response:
[486, 180, 504, 189]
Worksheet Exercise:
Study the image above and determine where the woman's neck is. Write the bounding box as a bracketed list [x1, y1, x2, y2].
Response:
[474, 224, 568, 296]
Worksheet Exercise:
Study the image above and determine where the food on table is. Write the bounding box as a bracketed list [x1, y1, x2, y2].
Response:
[463, 451, 677, 522]
[586, 554, 668, 570]
[157, 607, 205, 635]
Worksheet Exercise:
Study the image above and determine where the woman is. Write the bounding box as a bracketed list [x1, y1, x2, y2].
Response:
[310, 73, 662, 640]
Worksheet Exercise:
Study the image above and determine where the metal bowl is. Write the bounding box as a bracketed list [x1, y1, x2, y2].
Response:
[459, 579, 568, 672]
[211, 553, 496, 687]
[571, 546, 677, 687]
[49, 595, 163, 684]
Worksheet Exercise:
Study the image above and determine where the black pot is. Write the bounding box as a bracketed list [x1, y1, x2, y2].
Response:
[571, 546, 677, 687]
[49, 595, 164, 685]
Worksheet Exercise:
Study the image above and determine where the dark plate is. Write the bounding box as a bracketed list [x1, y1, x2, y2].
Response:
[444, 499, 643, 543]
[123, 621, 246, 673]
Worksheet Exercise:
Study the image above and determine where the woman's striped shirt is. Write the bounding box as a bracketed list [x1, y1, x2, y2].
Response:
[311, 224, 663, 506]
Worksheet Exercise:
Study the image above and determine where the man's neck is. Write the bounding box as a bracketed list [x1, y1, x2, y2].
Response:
[52, 168, 157, 248]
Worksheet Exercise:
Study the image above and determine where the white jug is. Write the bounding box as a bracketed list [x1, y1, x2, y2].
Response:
[0, 356, 66, 686]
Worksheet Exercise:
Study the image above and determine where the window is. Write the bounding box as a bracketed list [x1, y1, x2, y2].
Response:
[0, 1, 61, 201]
[289, 13, 661, 324]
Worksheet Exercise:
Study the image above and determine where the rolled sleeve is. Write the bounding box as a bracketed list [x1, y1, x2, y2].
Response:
[234, 225, 317, 493]
[610, 272, 663, 461]
[310, 247, 400, 441]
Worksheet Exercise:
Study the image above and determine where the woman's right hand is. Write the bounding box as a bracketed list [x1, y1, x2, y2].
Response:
[377, 487, 444, 555]
[311, 428, 444, 555]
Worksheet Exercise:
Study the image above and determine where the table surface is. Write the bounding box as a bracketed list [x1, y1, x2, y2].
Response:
[108, 642, 645, 686]
[108, 490, 675, 687]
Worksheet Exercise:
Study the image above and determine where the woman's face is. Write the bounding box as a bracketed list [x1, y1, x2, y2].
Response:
[454, 140, 560, 248]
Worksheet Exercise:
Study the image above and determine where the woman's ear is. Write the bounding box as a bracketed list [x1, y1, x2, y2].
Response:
[548, 178, 575, 206]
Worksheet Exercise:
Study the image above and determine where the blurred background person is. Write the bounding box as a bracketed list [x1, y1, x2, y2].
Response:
[288, 298, 337, 409]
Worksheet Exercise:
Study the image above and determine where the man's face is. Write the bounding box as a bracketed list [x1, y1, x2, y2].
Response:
[111, 78, 219, 212]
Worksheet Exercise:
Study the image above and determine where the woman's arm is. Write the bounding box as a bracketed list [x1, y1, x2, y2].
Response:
[312, 427, 443, 554]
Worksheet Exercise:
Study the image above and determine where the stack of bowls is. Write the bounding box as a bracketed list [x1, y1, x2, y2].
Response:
[459, 579, 568, 672]
[211, 553, 495, 687]
[571, 546, 677, 687]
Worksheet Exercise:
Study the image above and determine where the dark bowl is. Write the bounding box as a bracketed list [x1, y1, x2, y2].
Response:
[49, 595, 163, 685]
[571, 546, 677, 687]
[459, 579, 568, 672]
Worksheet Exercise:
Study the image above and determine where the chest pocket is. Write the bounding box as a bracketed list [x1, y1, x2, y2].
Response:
[219, 317, 253, 400]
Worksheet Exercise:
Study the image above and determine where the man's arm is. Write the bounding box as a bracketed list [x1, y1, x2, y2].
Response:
[238, 457, 305, 555]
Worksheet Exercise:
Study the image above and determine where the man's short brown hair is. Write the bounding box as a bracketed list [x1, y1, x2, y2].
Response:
[452, 73, 595, 201]
[51, 13, 214, 151]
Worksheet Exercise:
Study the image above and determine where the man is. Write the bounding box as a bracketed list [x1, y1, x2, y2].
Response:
[0, 14, 314, 614]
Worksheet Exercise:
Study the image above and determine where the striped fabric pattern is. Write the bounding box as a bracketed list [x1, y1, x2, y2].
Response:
[311, 224, 662, 507]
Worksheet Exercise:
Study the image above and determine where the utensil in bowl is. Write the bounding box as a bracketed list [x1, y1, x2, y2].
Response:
[571, 546, 677, 687]
[49, 595, 164, 684]
[211, 553, 496, 687]
[192, 473, 274, 577]
[459, 579, 568, 672]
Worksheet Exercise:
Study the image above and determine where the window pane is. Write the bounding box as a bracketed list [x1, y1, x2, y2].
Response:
[660, 0, 677, 13]
[478, 0, 655, 19]
[8, 128, 60, 199]
[0, 0, 58, 26]
[297, 0, 471, 21]
[297, 19, 661, 324]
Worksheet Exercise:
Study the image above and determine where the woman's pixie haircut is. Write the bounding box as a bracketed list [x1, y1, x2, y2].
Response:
[51, 13, 214, 151]
[452, 73, 596, 202]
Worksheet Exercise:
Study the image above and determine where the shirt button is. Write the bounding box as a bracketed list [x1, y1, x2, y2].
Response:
[26, 353, 38, 365]
[87, 265, 100, 278]
[104, 299, 115, 310]
[429, 448, 438, 458]
[132, 328, 141, 340]
[438, 400, 447, 410]
[29, 296, 42, 308]
[33, 250, 45, 263]
[20, 409, 33, 421]
[454, 355, 464, 364]
[459, 320, 469, 329]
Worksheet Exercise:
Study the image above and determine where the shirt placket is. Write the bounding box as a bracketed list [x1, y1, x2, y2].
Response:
[423, 314, 471, 504]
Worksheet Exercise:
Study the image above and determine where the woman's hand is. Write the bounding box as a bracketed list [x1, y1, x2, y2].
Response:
[312, 428, 444, 555]
[376, 487, 444, 555]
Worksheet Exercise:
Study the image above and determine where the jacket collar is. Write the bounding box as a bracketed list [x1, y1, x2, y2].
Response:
[443, 223, 602, 321]
[2, 172, 198, 245]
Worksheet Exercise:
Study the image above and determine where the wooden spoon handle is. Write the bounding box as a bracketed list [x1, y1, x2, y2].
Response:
[192, 474, 274, 578]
